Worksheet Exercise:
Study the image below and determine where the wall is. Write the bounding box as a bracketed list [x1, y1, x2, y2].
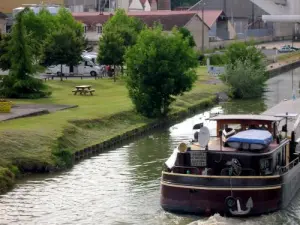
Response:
[0, 0, 64, 13]
[216, 20, 229, 40]
[185, 15, 209, 50]
[209, 35, 274, 49]
[273, 22, 294, 37]
[0, 18, 6, 33]
[227, 20, 236, 39]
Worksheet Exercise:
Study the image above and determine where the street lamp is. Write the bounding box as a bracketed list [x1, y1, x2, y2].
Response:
[201, 1, 204, 52]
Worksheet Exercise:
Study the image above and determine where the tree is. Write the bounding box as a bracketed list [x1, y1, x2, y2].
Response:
[178, 27, 196, 48]
[42, 25, 85, 81]
[97, 9, 144, 80]
[23, 7, 84, 62]
[23, 8, 58, 61]
[224, 42, 265, 68]
[0, 34, 12, 71]
[220, 59, 267, 99]
[97, 31, 125, 82]
[125, 26, 198, 118]
[0, 8, 50, 99]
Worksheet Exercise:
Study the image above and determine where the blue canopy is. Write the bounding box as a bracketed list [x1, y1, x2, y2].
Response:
[227, 129, 273, 146]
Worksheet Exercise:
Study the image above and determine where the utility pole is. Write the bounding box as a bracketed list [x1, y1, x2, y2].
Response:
[201, 0, 205, 53]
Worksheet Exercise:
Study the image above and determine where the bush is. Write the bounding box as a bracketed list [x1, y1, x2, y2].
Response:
[197, 51, 206, 65]
[209, 54, 226, 66]
[220, 59, 267, 99]
[224, 42, 265, 68]
[52, 149, 73, 168]
[0, 75, 50, 99]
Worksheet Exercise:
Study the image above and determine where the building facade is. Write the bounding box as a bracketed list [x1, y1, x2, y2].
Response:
[73, 11, 210, 49]
[0, 0, 64, 13]
[251, 0, 299, 37]
[0, 12, 7, 33]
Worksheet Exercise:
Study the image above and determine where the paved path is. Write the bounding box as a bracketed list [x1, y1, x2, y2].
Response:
[0, 104, 78, 121]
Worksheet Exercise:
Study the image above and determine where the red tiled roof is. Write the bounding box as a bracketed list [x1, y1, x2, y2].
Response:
[73, 11, 209, 30]
[186, 10, 225, 28]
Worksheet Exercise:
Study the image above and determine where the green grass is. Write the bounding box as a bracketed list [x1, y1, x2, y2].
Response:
[0, 67, 225, 187]
[277, 51, 300, 62]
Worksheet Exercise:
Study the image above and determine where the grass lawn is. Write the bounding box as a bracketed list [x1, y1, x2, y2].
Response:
[0, 67, 225, 176]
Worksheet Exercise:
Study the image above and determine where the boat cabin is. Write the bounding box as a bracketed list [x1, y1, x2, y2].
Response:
[169, 114, 295, 177]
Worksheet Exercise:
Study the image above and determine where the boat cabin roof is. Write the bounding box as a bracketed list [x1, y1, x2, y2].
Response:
[210, 114, 283, 122]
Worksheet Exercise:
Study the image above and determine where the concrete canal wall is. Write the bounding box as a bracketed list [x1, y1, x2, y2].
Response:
[268, 60, 300, 78]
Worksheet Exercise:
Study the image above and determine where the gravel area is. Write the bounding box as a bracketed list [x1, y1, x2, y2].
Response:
[0, 104, 78, 121]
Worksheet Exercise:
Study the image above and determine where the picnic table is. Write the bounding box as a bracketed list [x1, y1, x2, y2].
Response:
[72, 85, 95, 95]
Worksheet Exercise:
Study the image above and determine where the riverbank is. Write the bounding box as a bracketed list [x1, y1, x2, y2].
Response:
[267, 52, 300, 77]
[0, 67, 225, 193]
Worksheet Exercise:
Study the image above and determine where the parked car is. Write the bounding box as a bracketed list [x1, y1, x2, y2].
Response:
[278, 45, 297, 53]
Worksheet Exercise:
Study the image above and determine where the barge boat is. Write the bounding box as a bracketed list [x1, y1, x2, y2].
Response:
[160, 102, 300, 216]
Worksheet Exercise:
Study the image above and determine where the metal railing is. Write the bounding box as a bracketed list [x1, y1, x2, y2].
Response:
[279, 157, 300, 174]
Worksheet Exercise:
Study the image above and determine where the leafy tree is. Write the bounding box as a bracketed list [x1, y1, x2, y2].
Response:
[125, 26, 198, 118]
[0, 34, 12, 71]
[23, 8, 58, 61]
[0, 8, 50, 99]
[97, 31, 125, 82]
[97, 9, 144, 79]
[178, 27, 196, 48]
[224, 42, 265, 68]
[23, 7, 84, 62]
[220, 59, 267, 99]
[42, 25, 85, 81]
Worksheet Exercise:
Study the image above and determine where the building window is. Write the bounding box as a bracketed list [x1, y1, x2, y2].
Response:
[83, 24, 87, 33]
[96, 24, 103, 34]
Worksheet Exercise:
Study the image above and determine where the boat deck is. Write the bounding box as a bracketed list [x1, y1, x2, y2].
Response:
[263, 98, 300, 140]
[190, 138, 279, 153]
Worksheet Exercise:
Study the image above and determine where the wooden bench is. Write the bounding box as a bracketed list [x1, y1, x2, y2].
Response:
[72, 89, 95, 95]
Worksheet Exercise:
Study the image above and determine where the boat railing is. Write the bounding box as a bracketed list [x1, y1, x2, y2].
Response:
[171, 166, 256, 176]
[279, 157, 300, 174]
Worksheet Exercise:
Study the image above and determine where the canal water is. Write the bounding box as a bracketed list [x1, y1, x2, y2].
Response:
[1, 69, 300, 225]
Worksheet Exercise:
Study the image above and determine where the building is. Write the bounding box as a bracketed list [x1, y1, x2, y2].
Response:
[73, 11, 210, 49]
[189, 0, 267, 34]
[128, 0, 157, 11]
[188, 10, 236, 40]
[0, 0, 64, 14]
[0, 12, 7, 33]
[189, 0, 294, 38]
[65, 0, 165, 12]
[251, 0, 299, 37]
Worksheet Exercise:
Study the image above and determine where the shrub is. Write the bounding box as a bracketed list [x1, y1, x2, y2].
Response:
[220, 59, 267, 99]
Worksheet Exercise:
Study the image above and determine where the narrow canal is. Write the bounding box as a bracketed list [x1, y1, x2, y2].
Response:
[1, 68, 300, 225]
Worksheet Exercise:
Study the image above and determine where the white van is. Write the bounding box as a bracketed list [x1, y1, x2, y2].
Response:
[45, 55, 101, 76]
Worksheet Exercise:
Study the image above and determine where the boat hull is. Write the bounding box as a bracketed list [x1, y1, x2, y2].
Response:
[160, 182, 281, 216]
[160, 162, 300, 217]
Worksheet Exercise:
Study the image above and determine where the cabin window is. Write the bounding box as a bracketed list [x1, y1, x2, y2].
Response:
[259, 158, 273, 175]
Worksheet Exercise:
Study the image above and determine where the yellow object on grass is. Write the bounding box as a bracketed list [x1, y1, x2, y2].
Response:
[0, 100, 12, 113]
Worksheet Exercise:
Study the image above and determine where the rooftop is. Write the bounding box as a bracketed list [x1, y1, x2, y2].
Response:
[72, 11, 209, 29]
[210, 114, 283, 122]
